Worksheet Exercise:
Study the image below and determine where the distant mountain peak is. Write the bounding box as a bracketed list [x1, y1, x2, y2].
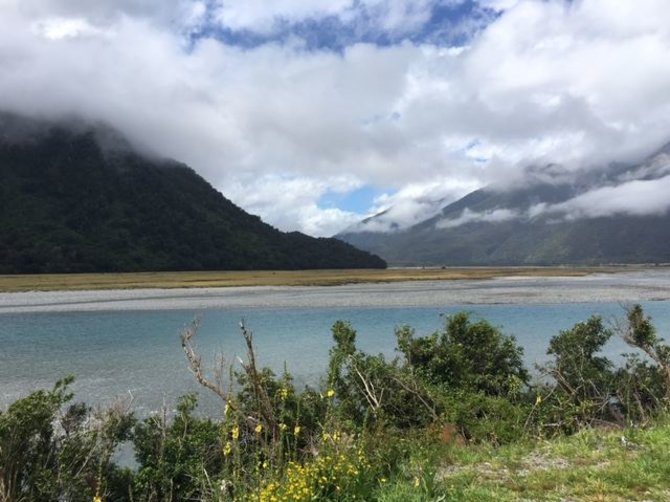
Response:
[339, 144, 670, 266]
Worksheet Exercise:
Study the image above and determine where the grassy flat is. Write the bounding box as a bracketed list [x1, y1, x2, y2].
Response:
[433, 422, 670, 502]
[0, 266, 641, 292]
[377, 421, 670, 501]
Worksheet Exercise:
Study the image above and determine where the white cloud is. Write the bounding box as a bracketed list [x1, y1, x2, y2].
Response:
[1, 0, 670, 236]
[212, 0, 352, 33]
[476, 0, 520, 9]
[436, 207, 519, 228]
[225, 174, 363, 236]
[31, 17, 107, 40]
[539, 174, 670, 221]
[347, 177, 479, 233]
[211, 0, 439, 36]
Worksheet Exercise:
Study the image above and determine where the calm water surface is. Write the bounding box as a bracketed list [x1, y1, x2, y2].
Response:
[3, 271, 670, 414]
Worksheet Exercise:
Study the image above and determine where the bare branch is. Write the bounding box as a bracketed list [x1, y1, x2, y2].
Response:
[349, 357, 383, 414]
[239, 320, 278, 437]
[180, 319, 231, 404]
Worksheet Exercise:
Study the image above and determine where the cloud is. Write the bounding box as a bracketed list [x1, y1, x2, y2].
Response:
[436, 207, 519, 228]
[211, 0, 353, 34]
[538, 174, 670, 221]
[430, 151, 670, 229]
[346, 178, 479, 232]
[210, 0, 441, 37]
[1, 0, 670, 237]
[31, 17, 108, 40]
[224, 174, 364, 236]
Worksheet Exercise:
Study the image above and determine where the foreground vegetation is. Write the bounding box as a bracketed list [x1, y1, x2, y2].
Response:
[0, 265, 636, 292]
[2, 305, 670, 501]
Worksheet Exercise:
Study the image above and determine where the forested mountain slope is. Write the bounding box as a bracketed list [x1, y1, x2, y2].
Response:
[0, 114, 386, 273]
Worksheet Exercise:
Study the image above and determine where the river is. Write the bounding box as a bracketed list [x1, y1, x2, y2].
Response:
[2, 268, 670, 415]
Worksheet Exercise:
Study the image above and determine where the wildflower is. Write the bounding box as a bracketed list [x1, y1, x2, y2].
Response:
[279, 423, 288, 432]
[232, 425, 240, 440]
[279, 387, 289, 400]
[414, 476, 421, 488]
[535, 394, 542, 406]
[294, 425, 301, 436]
[255, 423, 263, 434]
[326, 389, 335, 398]
[93, 497, 103, 502]
[223, 441, 232, 456]
[224, 400, 232, 416]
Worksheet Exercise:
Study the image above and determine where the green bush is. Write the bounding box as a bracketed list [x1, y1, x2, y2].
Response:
[133, 394, 223, 501]
[327, 321, 440, 430]
[441, 390, 532, 444]
[613, 305, 670, 423]
[0, 376, 133, 502]
[396, 312, 529, 398]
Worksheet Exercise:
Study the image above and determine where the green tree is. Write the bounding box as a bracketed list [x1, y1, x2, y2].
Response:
[396, 312, 529, 397]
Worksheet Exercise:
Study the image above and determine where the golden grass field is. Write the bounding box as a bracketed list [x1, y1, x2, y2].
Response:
[0, 265, 640, 292]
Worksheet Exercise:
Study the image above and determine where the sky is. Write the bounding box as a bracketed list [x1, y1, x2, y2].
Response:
[1, 0, 670, 236]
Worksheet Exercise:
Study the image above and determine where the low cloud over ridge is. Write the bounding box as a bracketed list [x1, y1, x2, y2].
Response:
[2, 0, 670, 236]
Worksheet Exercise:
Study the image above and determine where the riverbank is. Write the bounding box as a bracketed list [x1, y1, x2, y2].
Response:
[0, 265, 641, 292]
[1, 267, 670, 314]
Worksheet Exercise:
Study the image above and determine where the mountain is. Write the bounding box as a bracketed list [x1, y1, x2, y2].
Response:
[339, 148, 670, 266]
[0, 113, 386, 273]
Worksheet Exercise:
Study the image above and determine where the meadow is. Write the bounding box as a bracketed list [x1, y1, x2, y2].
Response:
[0, 265, 633, 292]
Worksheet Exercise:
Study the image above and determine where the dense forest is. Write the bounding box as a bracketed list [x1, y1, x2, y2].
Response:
[0, 114, 386, 273]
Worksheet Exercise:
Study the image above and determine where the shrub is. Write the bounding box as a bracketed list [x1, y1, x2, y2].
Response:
[396, 312, 529, 398]
[133, 394, 223, 501]
[327, 321, 440, 430]
[0, 376, 133, 502]
[612, 304, 670, 423]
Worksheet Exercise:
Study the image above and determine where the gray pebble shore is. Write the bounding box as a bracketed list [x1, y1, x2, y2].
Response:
[2, 269, 670, 314]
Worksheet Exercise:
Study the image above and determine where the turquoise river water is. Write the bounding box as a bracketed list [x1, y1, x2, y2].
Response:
[2, 270, 670, 415]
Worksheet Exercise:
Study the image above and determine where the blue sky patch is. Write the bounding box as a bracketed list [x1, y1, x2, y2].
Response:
[190, 1, 499, 52]
[318, 184, 396, 213]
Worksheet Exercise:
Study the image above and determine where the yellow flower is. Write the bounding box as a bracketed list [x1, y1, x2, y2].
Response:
[535, 394, 543, 405]
[414, 477, 421, 488]
[279, 387, 289, 400]
[294, 425, 301, 436]
[231, 425, 240, 440]
[279, 423, 288, 432]
[255, 423, 263, 434]
[93, 497, 103, 502]
[223, 441, 232, 456]
[326, 389, 335, 398]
